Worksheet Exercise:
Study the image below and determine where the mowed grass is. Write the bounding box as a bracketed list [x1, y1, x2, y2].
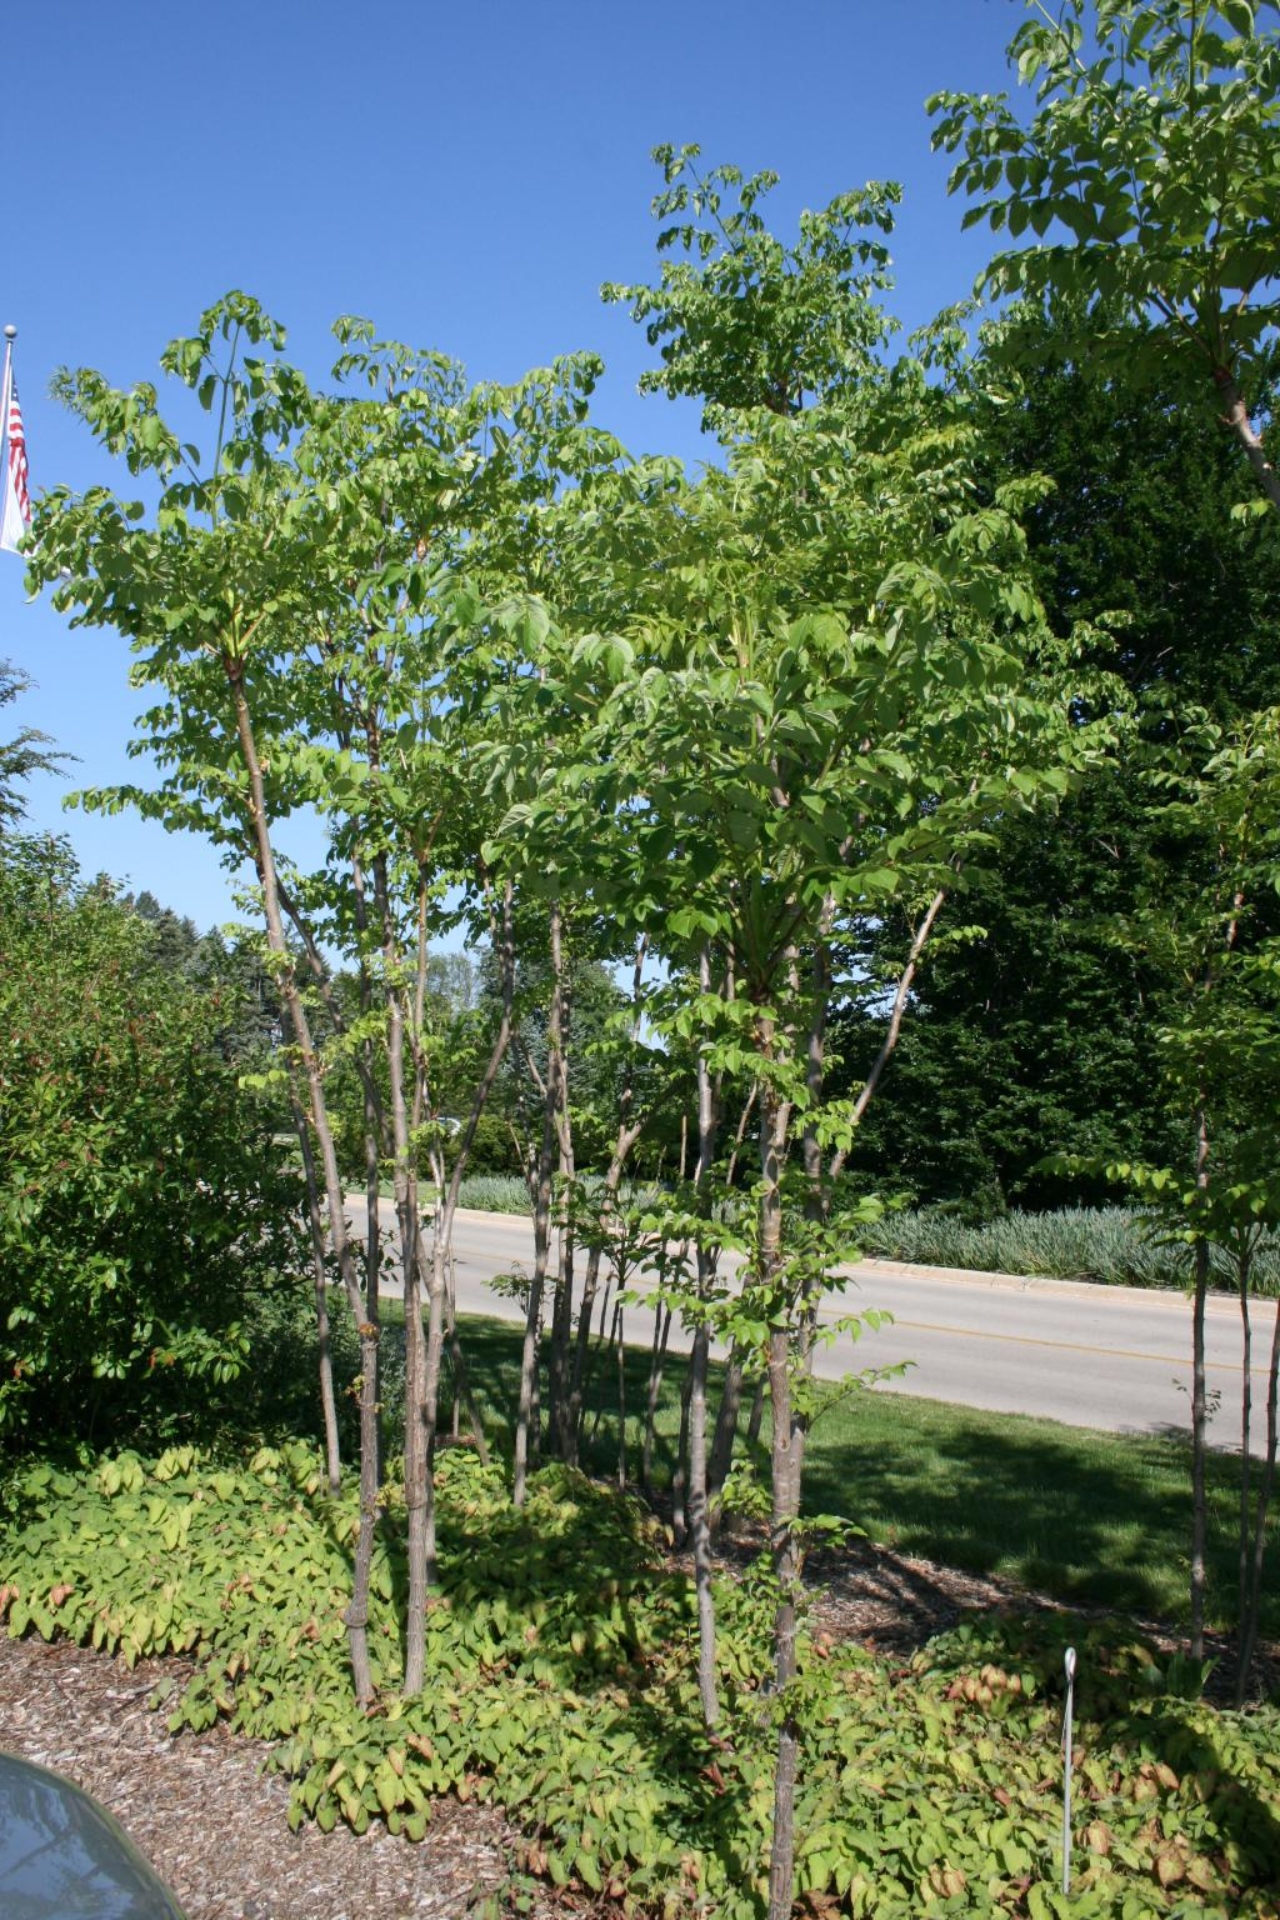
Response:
[372, 1303, 1276, 1645]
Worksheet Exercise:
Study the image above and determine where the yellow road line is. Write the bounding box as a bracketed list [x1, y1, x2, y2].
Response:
[868, 1315, 1266, 1377]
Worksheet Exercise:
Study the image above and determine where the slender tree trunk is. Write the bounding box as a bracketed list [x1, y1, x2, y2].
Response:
[290, 1087, 342, 1493]
[688, 1321, 718, 1723]
[708, 1350, 744, 1526]
[688, 946, 721, 1728]
[1190, 1236, 1210, 1663]
[706, 1085, 760, 1522]
[829, 887, 949, 1189]
[747, 1375, 766, 1450]
[614, 1299, 628, 1492]
[725, 1082, 758, 1192]
[350, 859, 386, 1497]
[641, 1303, 673, 1494]
[1239, 1297, 1280, 1695]
[426, 876, 515, 1477]
[570, 1254, 611, 1459]
[548, 921, 577, 1461]
[567, 1117, 645, 1461]
[515, 904, 565, 1506]
[362, 1105, 383, 1489]
[1214, 365, 1280, 519]
[418, 1232, 450, 1596]
[276, 865, 389, 1166]
[548, 1148, 576, 1461]
[281, 857, 388, 1500]
[1236, 1247, 1254, 1704]
[360, 710, 431, 1692]
[756, 1026, 800, 1920]
[373, 849, 432, 1695]
[1190, 1100, 1211, 1664]
[362, 1065, 382, 1482]
[438, 1266, 490, 1463]
[566, 933, 646, 1464]
[671, 1366, 693, 1547]
[514, 1121, 554, 1505]
[588, 1276, 616, 1448]
[570, 1237, 609, 1467]
[766, 1303, 802, 1920]
[225, 661, 377, 1707]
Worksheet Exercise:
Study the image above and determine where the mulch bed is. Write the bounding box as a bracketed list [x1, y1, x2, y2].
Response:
[0, 1538, 1270, 1919]
[0, 1633, 521, 1920]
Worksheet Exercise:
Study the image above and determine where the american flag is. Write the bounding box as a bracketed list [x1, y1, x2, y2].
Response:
[0, 355, 30, 554]
[6, 377, 29, 515]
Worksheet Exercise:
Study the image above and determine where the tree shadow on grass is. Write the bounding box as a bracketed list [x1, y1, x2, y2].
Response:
[431, 1315, 1276, 1644]
[802, 1388, 1271, 1638]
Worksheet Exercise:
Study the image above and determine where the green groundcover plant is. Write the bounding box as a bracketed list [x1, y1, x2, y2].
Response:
[2, 1446, 1277, 1917]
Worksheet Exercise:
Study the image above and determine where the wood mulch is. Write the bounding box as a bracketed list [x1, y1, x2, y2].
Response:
[0, 1633, 529, 1920]
[0, 1538, 1270, 1919]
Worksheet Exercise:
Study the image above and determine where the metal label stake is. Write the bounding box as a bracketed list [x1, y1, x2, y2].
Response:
[1061, 1646, 1077, 1895]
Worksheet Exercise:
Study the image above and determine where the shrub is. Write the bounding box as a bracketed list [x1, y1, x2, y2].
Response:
[0, 836, 310, 1450]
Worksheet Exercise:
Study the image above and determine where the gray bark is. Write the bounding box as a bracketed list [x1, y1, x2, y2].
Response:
[759, 1047, 800, 1920]
[1190, 1105, 1210, 1666]
[640, 1302, 673, 1495]
[225, 661, 377, 1707]
[1238, 1297, 1280, 1695]
[374, 847, 431, 1697]
[707, 1349, 744, 1525]
[688, 944, 721, 1728]
[514, 902, 566, 1507]
[567, 935, 648, 1466]
[290, 1087, 342, 1494]
[1236, 1243, 1254, 1704]
[422, 876, 516, 1474]
[1215, 365, 1280, 519]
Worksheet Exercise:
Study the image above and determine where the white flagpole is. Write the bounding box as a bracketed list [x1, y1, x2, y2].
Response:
[0, 327, 12, 452]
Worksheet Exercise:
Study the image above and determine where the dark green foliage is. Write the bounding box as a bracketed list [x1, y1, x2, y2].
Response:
[835, 783, 1183, 1212]
[836, 329, 1280, 1213]
[453, 1108, 524, 1176]
[0, 835, 309, 1449]
[991, 326, 1280, 716]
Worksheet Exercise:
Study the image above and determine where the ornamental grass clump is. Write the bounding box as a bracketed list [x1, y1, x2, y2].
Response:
[854, 1205, 1280, 1293]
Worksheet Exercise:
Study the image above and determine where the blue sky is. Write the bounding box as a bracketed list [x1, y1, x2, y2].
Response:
[2, 0, 1025, 929]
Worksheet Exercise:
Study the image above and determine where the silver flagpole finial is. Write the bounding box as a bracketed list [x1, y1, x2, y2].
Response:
[2, 326, 15, 340]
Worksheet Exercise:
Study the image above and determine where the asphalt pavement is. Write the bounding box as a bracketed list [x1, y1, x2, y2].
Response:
[343, 1198, 1271, 1454]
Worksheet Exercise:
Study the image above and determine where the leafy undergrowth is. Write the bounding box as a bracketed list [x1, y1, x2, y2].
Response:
[2, 1446, 1278, 1918]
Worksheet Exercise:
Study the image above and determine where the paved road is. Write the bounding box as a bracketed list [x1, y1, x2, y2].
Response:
[345, 1199, 1273, 1454]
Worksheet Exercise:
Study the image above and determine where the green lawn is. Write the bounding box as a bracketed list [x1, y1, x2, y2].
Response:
[374, 1304, 1275, 1644]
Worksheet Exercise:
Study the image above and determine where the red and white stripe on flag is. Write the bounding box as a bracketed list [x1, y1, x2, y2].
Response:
[0, 367, 31, 554]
